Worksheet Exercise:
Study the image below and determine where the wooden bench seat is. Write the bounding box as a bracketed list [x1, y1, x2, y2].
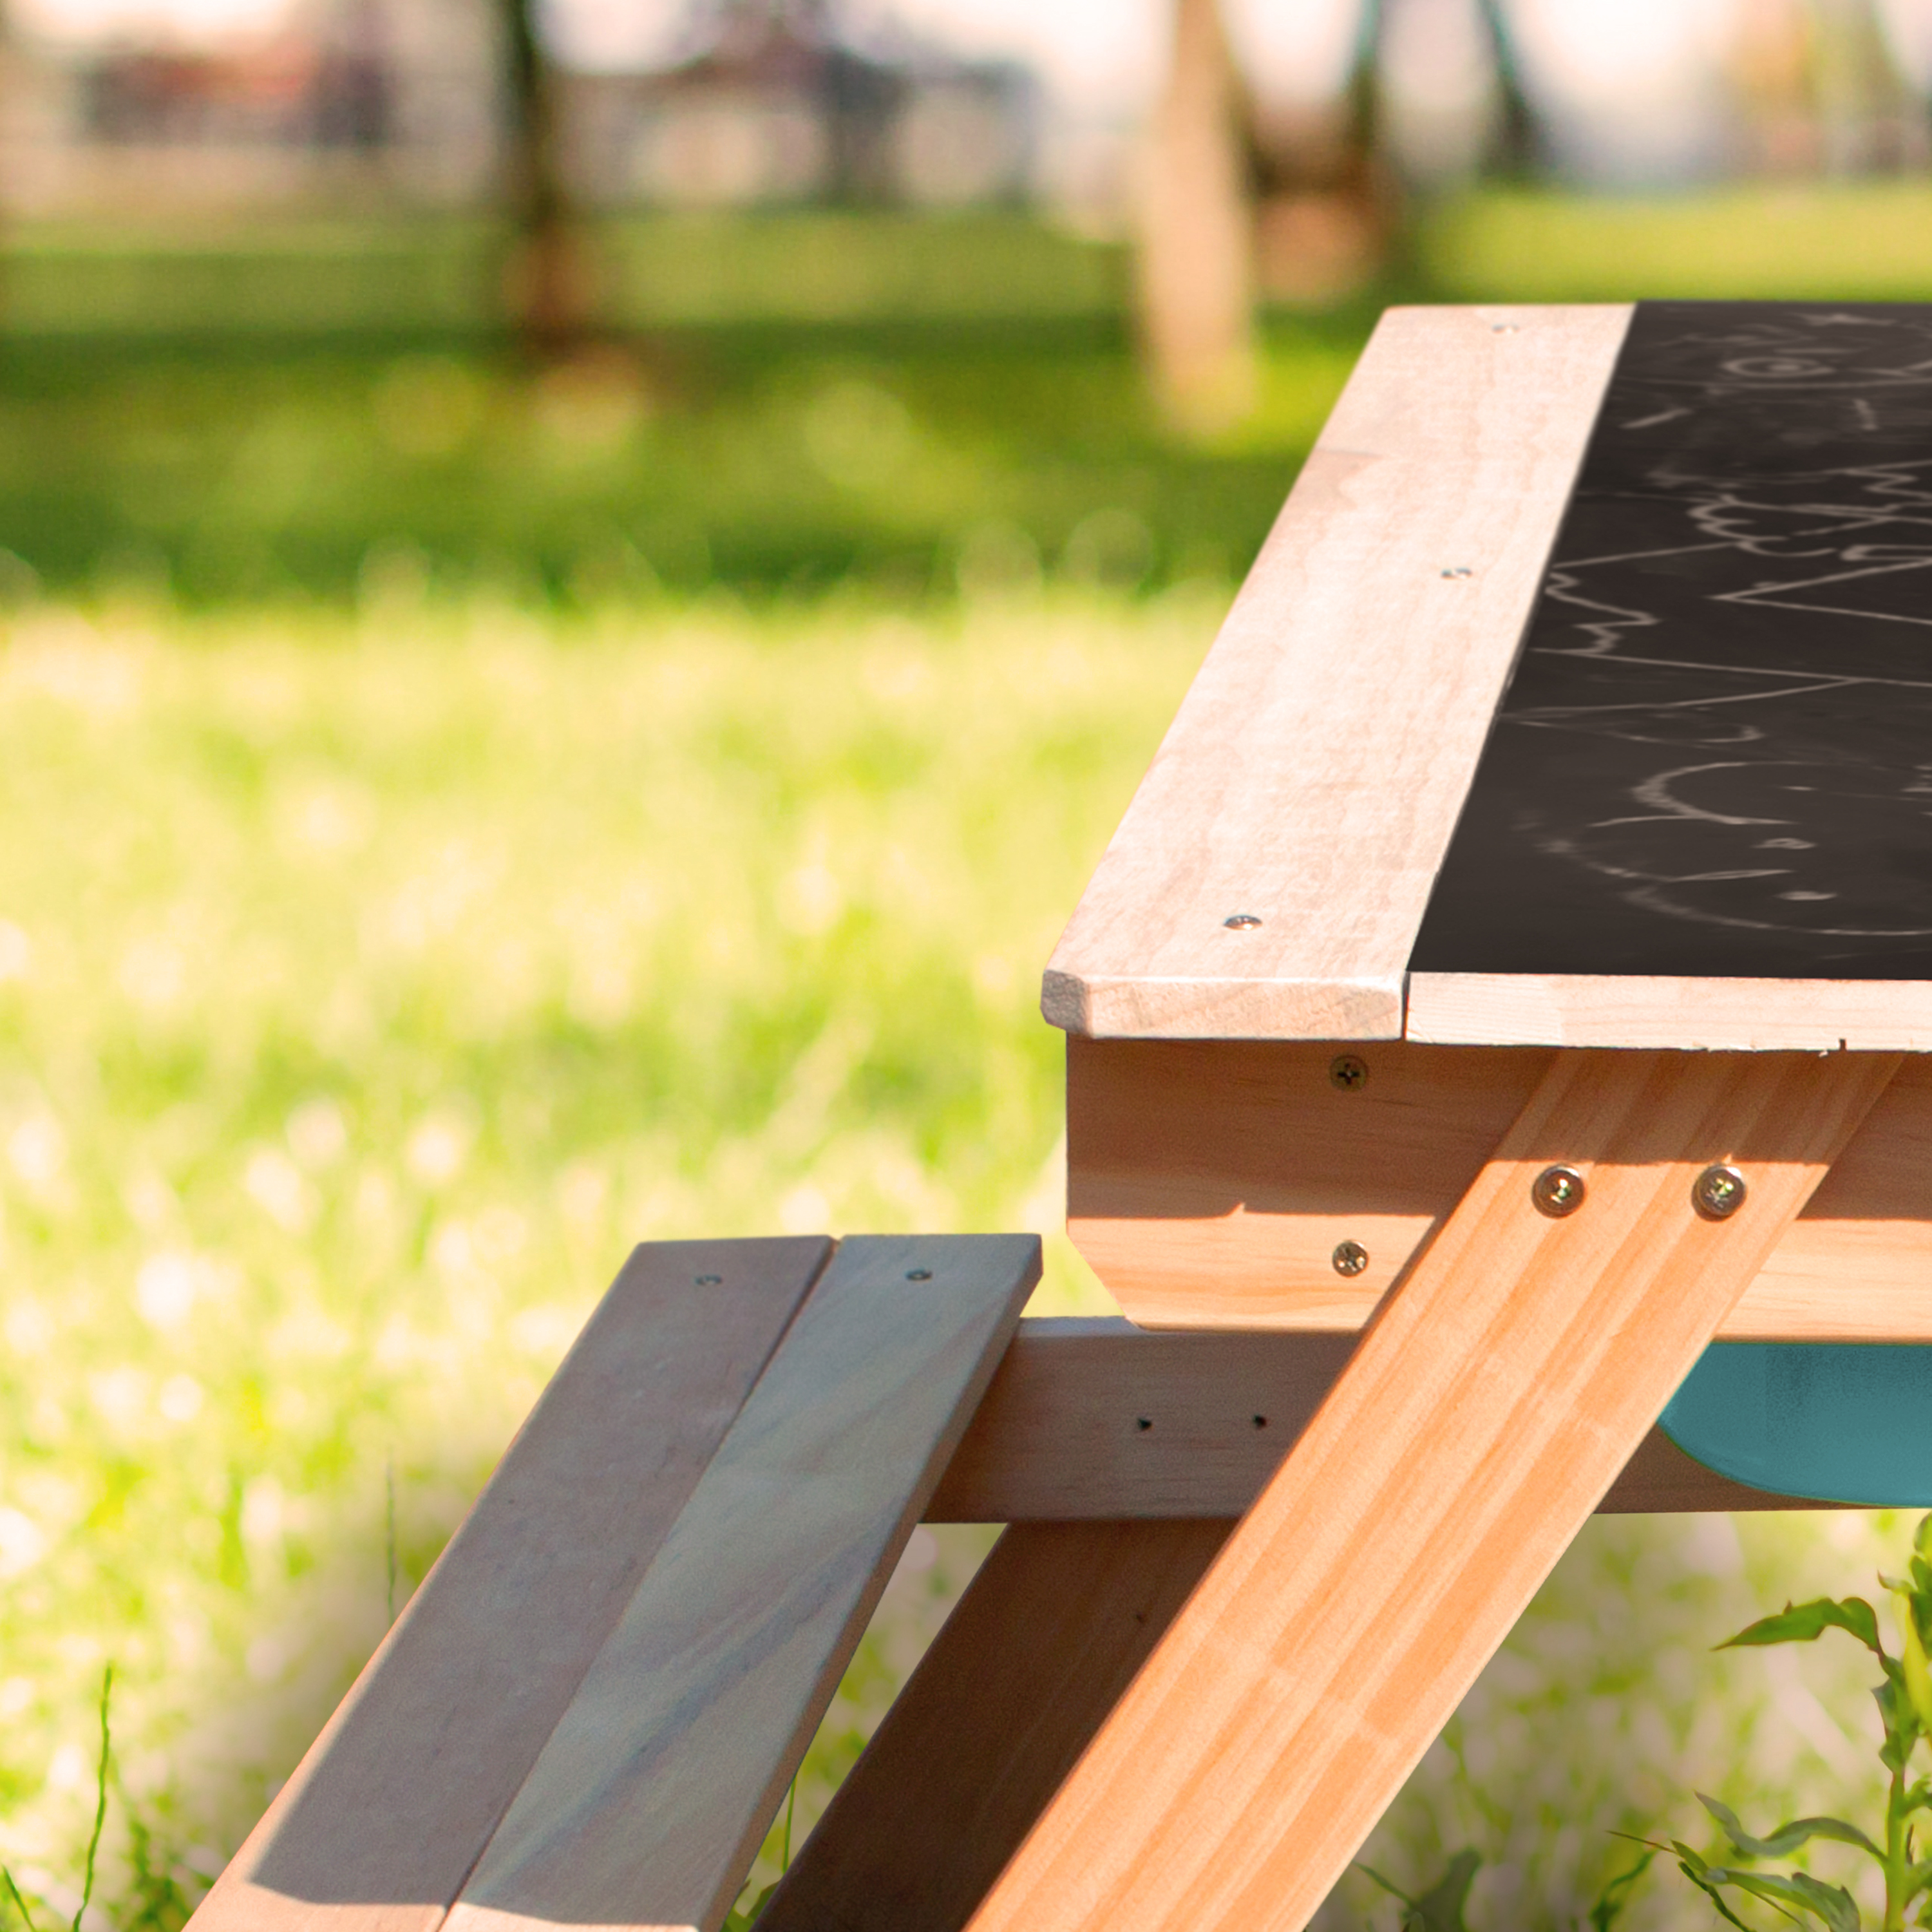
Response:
[191, 1235, 1853, 1932]
[190, 1235, 1039, 1932]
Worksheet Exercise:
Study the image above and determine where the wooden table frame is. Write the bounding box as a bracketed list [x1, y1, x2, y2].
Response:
[187, 1049, 1900, 1932]
[191, 305, 1932, 1932]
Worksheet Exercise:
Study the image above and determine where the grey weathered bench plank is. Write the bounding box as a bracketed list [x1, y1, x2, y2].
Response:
[442, 1233, 1039, 1932]
[190, 1236, 833, 1932]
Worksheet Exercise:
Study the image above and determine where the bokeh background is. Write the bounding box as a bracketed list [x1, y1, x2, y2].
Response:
[1, 0, 1931, 1925]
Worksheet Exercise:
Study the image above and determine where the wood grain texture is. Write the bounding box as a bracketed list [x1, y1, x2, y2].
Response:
[758, 1520, 1231, 1932]
[188, 1237, 833, 1932]
[925, 1318, 1853, 1522]
[1039, 303, 1631, 1042]
[967, 1050, 1895, 1932]
[1406, 972, 1932, 1053]
[447, 1233, 1041, 1932]
[1067, 1036, 1932, 1339]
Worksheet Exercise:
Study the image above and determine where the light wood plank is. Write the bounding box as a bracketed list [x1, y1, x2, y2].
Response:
[446, 1233, 1041, 1932]
[1066, 1036, 1932, 1339]
[189, 1237, 833, 1932]
[759, 1520, 1231, 1932]
[1039, 303, 1631, 1042]
[925, 1319, 1853, 1521]
[1407, 972, 1932, 1054]
[967, 1050, 1894, 1932]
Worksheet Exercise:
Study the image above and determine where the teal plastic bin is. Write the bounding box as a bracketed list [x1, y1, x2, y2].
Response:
[1662, 1345, 1932, 1507]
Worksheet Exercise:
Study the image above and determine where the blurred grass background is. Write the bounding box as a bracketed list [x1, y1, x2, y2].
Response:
[5, 186, 1932, 1926]
[6, 185, 1932, 611]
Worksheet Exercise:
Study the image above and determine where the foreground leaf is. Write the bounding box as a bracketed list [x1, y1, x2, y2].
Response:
[1358, 1850, 1481, 1931]
[1721, 1598, 1883, 1661]
[1698, 1794, 1882, 1862]
[1588, 1847, 1656, 1931]
[1691, 1860, 1861, 1932]
[722, 1880, 779, 1931]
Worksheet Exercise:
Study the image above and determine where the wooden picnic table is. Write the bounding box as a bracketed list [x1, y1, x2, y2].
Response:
[192, 301, 1932, 1932]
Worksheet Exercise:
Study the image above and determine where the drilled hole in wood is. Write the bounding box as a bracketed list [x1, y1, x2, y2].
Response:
[1136, 1416, 1153, 1432]
[1253, 1415, 1269, 1429]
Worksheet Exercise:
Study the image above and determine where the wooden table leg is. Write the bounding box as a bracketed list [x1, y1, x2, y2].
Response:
[966, 1049, 1897, 1932]
[759, 1520, 1231, 1932]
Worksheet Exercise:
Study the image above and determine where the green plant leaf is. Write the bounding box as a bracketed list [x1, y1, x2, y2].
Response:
[1587, 1847, 1656, 1931]
[1888, 1584, 1932, 1739]
[1721, 1598, 1884, 1662]
[1409, 1849, 1481, 1931]
[1781, 1871, 1864, 1932]
[1358, 1852, 1480, 1931]
[1700, 1865, 1862, 1932]
[1672, 1842, 1859, 1929]
[1698, 1794, 1882, 1862]
[721, 1880, 779, 1931]
[1, 1871, 41, 1932]
[1674, 1856, 1785, 1931]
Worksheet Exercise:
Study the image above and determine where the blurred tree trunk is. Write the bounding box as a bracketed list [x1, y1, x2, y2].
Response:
[1472, 0, 1542, 176]
[1137, 0, 1257, 433]
[1812, 0, 1922, 171]
[500, 0, 594, 357]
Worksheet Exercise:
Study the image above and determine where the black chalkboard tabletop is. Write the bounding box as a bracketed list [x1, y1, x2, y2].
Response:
[1044, 301, 1932, 1050]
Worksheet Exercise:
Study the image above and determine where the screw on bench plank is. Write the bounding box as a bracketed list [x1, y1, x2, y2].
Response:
[1332, 1240, 1369, 1277]
[695, 1274, 722, 1285]
[905, 1268, 933, 1280]
[1531, 1165, 1586, 1218]
[1224, 913, 1263, 929]
[1692, 1165, 1747, 1220]
[1441, 566, 1473, 578]
[1329, 1054, 1368, 1092]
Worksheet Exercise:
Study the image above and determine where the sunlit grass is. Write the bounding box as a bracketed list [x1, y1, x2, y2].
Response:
[1424, 182, 1932, 305]
[0, 582, 1206, 1915]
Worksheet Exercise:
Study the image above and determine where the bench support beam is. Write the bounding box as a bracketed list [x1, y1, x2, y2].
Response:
[964, 1049, 1896, 1932]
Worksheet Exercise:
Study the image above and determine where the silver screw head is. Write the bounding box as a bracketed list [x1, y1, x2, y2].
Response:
[1332, 1240, 1369, 1278]
[905, 1267, 933, 1281]
[695, 1273, 723, 1285]
[1441, 566, 1473, 579]
[1692, 1165, 1747, 1220]
[1531, 1164, 1586, 1217]
[1224, 913, 1263, 929]
[1329, 1054, 1368, 1092]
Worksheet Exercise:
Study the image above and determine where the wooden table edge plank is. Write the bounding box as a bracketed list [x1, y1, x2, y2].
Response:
[1042, 304, 1632, 1045]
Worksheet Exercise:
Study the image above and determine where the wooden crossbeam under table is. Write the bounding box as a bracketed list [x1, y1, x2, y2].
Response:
[963, 1048, 1896, 1932]
[1066, 1037, 1932, 1337]
[191, 1059, 1906, 1932]
[927, 1320, 1855, 1522]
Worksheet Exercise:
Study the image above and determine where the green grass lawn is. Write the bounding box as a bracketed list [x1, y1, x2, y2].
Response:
[6, 184, 1932, 1924]
[0, 583, 1195, 1918]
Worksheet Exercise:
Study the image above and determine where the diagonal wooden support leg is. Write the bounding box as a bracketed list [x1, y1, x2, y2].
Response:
[759, 1520, 1231, 1932]
[967, 1049, 1898, 1932]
